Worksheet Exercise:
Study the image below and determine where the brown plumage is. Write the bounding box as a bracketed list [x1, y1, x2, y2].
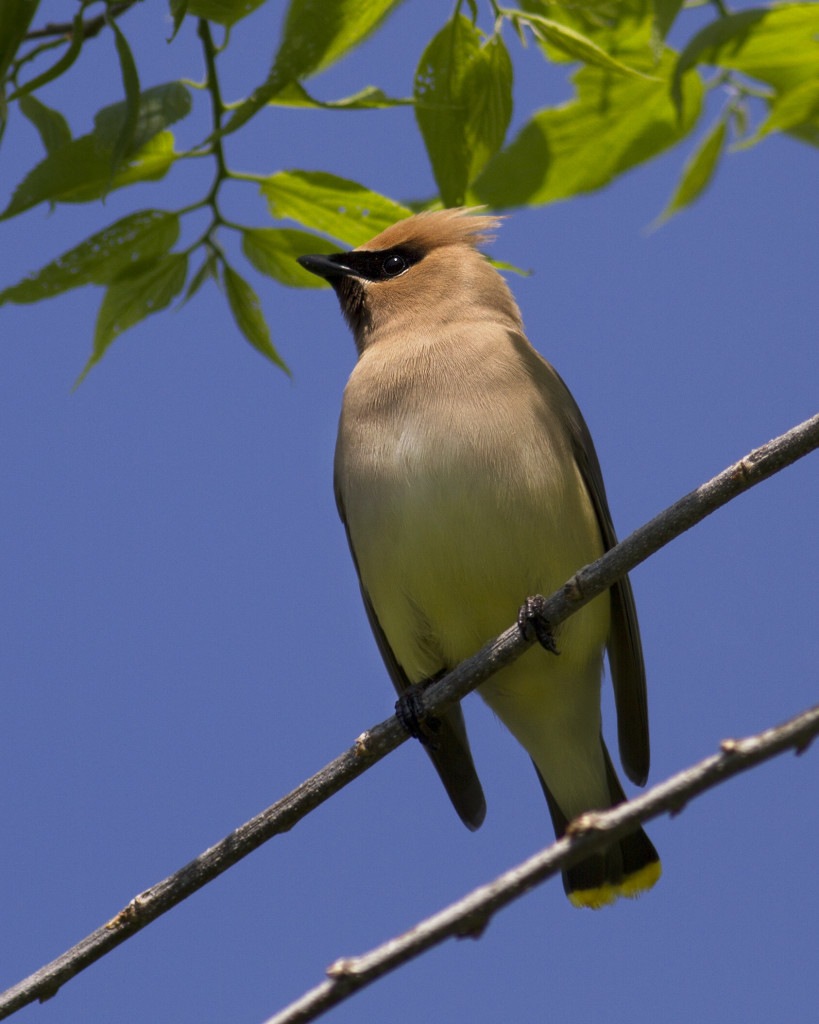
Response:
[298, 208, 660, 907]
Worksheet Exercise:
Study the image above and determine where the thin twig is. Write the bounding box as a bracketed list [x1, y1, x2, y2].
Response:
[262, 702, 819, 1024]
[0, 411, 816, 1019]
[391, 410, 819, 717]
[23, 2, 138, 41]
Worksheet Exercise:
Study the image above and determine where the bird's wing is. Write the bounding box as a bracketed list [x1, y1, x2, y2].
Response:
[334, 485, 487, 830]
[547, 365, 650, 786]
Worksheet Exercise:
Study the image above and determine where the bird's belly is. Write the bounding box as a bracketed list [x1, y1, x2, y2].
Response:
[344, 426, 607, 683]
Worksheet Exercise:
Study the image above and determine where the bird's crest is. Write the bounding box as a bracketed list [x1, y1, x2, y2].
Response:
[357, 207, 502, 254]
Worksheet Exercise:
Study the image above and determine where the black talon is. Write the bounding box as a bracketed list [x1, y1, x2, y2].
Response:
[518, 595, 559, 654]
[395, 678, 444, 749]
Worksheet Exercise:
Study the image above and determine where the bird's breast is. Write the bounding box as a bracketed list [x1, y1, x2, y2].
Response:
[335, 340, 606, 679]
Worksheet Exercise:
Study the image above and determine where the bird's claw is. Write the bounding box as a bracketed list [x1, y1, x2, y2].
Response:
[518, 595, 559, 654]
[395, 683, 443, 749]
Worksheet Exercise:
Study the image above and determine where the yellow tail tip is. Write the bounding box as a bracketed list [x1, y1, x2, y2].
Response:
[568, 859, 662, 910]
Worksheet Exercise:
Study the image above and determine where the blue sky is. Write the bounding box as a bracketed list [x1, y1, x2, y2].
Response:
[1, 3, 817, 1023]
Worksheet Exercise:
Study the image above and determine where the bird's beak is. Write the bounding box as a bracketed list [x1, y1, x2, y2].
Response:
[297, 253, 358, 282]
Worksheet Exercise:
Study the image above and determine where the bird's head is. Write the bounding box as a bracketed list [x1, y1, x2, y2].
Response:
[298, 207, 520, 353]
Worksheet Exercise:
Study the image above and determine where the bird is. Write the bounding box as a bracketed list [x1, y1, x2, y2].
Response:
[297, 207, 660, 908]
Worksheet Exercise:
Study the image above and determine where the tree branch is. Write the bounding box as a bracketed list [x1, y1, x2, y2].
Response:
[262, 702, 819, 1024]
[23, 2, 138, 41]
[0, 411, 816, 1019]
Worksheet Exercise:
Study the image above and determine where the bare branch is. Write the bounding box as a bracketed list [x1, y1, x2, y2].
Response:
[0, 411, 816, 1019]
[263, 702, 819, 1024]
[386, 410, 819, 717]
[23, 2, 138, 41]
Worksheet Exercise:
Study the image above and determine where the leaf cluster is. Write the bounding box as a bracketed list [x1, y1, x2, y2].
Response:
[1, 0, 817, 378]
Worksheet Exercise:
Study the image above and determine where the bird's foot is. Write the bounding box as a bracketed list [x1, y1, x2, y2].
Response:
[518, 595, 559, 654]
[395, 676, 445, 749]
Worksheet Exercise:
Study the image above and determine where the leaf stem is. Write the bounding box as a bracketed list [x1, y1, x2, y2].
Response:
[198, 19, 229, 190]
[195, 18, 233, 249]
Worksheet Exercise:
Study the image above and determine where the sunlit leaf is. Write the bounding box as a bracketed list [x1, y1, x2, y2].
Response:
[517, 0, 653, 58]
[672, 4, 819, 114]
[259, 170, 410, 246]
[1, 132, 178, 219]
[224, 0, 405, 135]
[0, 210, 180, 305]
[222, 263, 289, 372]
[737, 77, 819, 148]
[282, 0, 406, 75]
[242, 228, 338, 288]
[415, 17, 513, 206]
[186, 0, 266, 26]
[462, 33, 514, 184]
[512, 11, 657, 79]
[488, 258, 532, 277]
[18, 94, 72, 155]
[414, 15, 482, 206]
[2, 84, 188, 218]
[473, 48, 702, 208]
[77, 253, 188, 385]
[653, 114, 727, 226]
[266, 81, 411, 109]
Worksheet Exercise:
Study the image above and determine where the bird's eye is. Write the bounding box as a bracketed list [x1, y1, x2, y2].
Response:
[382, 254, 407, 277]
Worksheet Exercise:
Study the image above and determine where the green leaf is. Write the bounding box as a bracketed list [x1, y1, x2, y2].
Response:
[0, 0, 39, 79]
[18, 94, 71, 154]
[266, 81, 411, 109]
[737, 76, 819, 148]
[77, 253, 189, 385]
[731, 99, 751, 142]
[414, 15, 482, 206]
[179, 250, 218, 305]
[414, 17, 513, 206]
[717, 4, 819, 91]
[186, 0, 266, 26]
[651, 0, 685, 47]
[786, 121, 819, 148]
[223, 0, 405, 136]
[3, 84, 190, 218]
[462, 32, 514, 184]
[488, 258, 532, 277]
[653, 114, 727, 226]
[258, 170, 410, 246]
[511, 11, 657, 79]
[275, 0, 405, 77]
[242, 228, 338, 288]
[92, 81, 191, 154]
[0, 210, 180, 305]
[517, 0, 653, 58]
[0, 132, 177, 219]
[473, 47, 702, 208]
[672, 5, 819, 113]
[7, 9, 85, 102]
[222, 263, 289, 372]
[168, 0, 189, 40]
[69, 132, 178, 204]
[106, 13, 142, 186]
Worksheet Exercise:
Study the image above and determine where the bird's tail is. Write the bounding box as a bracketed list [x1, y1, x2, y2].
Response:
[533, 740, 661, 909]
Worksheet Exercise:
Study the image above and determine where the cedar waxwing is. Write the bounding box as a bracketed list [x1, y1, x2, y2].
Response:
[298, 208, 660, 908]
